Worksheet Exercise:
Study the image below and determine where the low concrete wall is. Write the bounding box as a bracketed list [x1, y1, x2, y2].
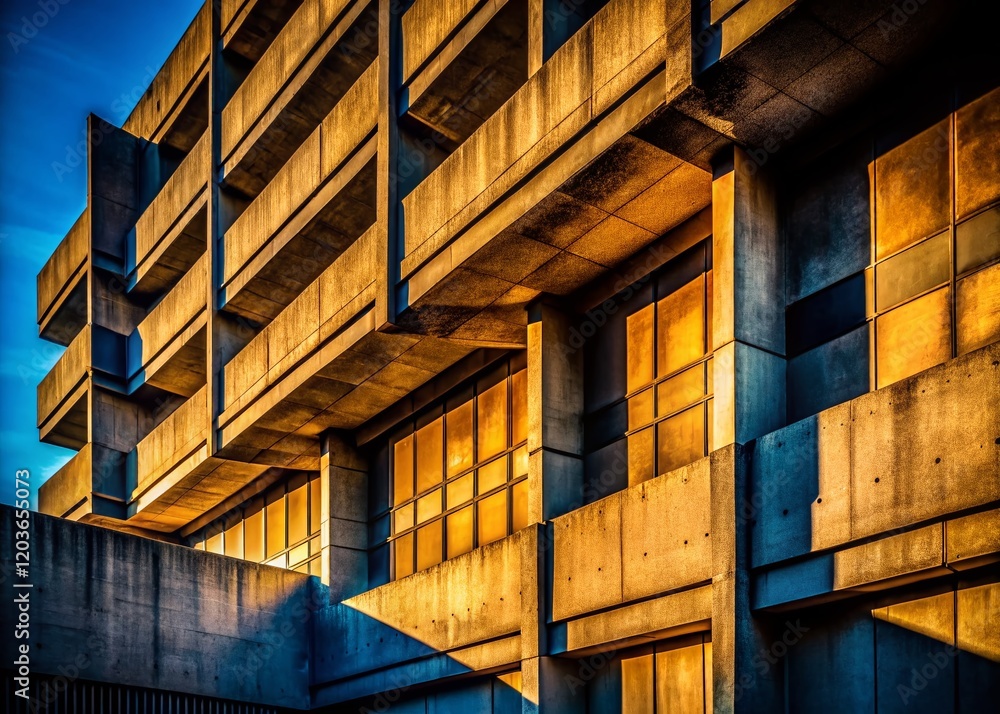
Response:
[0, 506, 316, 709]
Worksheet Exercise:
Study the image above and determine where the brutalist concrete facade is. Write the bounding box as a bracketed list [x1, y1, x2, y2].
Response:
[4, 0, 999, 711]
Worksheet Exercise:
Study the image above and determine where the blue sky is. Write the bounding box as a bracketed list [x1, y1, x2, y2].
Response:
[0, 0, 203, 507]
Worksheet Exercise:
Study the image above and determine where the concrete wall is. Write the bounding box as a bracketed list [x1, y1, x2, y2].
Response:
[0, 505, 315, 709]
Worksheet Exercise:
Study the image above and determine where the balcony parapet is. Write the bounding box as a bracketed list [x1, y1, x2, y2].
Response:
[37, 209, 89, 346]
[37, 443, 127, 522]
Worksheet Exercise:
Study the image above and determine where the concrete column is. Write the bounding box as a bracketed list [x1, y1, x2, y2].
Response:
[320, 430, 369, 602]
[526, 302, 584, 524]
[710, 444, 783, 714]
[711, 146, 786, 447]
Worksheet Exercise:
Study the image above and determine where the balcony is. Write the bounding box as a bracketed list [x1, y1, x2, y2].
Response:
[220, 0, 377, 198]
[221, 61, 378, 323]
[131, 135, 209, 298]
[217, 226, 473, 467]
[37, 210, 88, 346]
[222, 0, 304, 58]
[37, 325, 125, 450]
[550, 456, 712, 652]
[397, 0, 711, 339]
[750, 342, 1000, 609]
[37, 442, 127, 522]
[130, 253, 208, 397]
[313, 530, 526, 705]
[122, 4, 210, 148]
[129, 386, 270, 532]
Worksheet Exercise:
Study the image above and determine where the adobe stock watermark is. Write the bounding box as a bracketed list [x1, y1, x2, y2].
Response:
[896, 643, 958, 706]
[734, 619, 810, 701]
[6, 0, 71, 54]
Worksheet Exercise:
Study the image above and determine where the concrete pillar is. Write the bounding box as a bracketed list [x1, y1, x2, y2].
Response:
[710, 146, 786, 447]
[320, 430, 369, 602]
[526, 302, 584, 524]
[710, 444, 783, 714]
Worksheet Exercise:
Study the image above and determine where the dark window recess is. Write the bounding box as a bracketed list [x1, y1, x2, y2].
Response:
[785, 272, 867, 357]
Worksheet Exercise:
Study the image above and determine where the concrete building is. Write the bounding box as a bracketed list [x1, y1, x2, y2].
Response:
[3, 0, 999, 710]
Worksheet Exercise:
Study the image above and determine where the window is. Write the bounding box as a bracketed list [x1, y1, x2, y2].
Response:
[189, 473, 322, 575]
[390, 359, 528, 579]
[621, 639, 713, 713]
[626, 269, 713, 486]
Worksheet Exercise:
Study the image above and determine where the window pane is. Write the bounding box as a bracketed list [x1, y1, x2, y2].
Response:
[266, 491, 286, 558]
[657, 362, 707, 417]
[395, 532, 414, 579]
[416, 520, 443, 571]
[655, 644, 706, 713]
[194, 541, 205, 551]
[627, 304, 655, 392]
[416, 488, 442, 524]
[446, 506, 474, 560]
[478, 380, 508, 461]
[393, 435, 414, 506]
[244, 504, 264, 562]
[621, 654, 654, 714]
[446, 400, 474, 477]
[657, 275, 706, 376]
[956, 205, 1000, 274]
[628, 387, 654, 429]
[267, 553, 287, 569]
[956, 262, 1000, 356]
[513, 444, 529, 478]
[224, 521, 243, 559]
[288, 542, 309, 567]
[512, 480, 528, 533]
[394, 502, 414, 533]
[310, 477, 321, 535]
[416, 417, 443, 495]
[447, 473, 474, 509]
[628, 427, 654, 486]
[477, 490, 508, 546]
[287, 482, 308, 545]
[206, 531, 223, 555]
[876, 286, 951, 388]
[478, 455, 508, 495]
[875, 231, 949, 312]
[657, 403, 706, 476]
[309, 559, 322, 577]
[511, 369, 527, 445]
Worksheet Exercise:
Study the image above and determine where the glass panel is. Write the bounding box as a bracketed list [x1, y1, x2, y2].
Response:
[628, 387, 654, 429]
[416, 488, 442, 524]
[393, 435, 414, 506]
[446, 400, 474, 477]
[477, 490, 507, 546]
[266, 554, 287, 569]
[394, 503, 414, 532]
[956, 262, 1000, 356]
[512, 480, 529, 533]
[655, 644, 706, 713]
[657, 275, 706, 376]
[194, 541, 205, 551]
[309, 535, 321, 556]
[628, 428, 654, 485]
[875, 231, 949, 312]
[621, 654, 654, 714]
[513, 444, 529, 478]
[447, 473, 474, 510]
[478, 380, 508, 461]
[657, 403, 706, 476]
[956, 205, 1000, 274]
[446, 506, 474, 560]
[478, 455, 508, 495]
[224, 521, 243, 559]
[511, 369, 527, 445]
[244, 504, 264, 562]
[657, 362, 707, 417]
[266, 491, 286, 558]
[309, 559, 322, 577]
[416, 520, 443, 571]
[288, 542, 309, 567]
[416, 417, 443, 495]
[287, 482, 308, 545]
[310, 477, 321, 535]
[626, 304, 655, 392]
[206, 531, 223, 555]
[294, 562, 309, 574]
[876, 286, 951, 388]
[394, 532, 414, 579]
